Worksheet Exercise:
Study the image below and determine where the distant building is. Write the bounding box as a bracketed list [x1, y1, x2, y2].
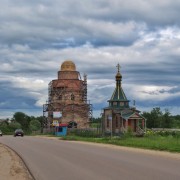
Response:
[43, 60, 92, 129]
[103, 64, 146, 134]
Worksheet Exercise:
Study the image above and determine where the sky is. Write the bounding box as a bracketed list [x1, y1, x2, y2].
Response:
[0, 0, 180, 119]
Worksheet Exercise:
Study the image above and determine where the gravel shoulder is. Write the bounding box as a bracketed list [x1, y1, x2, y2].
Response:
[0, 143, 34, 180]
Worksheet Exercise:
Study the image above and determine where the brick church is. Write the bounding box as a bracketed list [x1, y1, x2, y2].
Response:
[43, 60, 92, 129]
[103, 64, 146, 134]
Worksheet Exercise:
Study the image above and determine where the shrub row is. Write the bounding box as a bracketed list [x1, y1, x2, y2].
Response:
[145, 129, 180, 137]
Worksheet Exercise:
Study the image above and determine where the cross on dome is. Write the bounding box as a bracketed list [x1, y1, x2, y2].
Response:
[116, 63, 121, 72]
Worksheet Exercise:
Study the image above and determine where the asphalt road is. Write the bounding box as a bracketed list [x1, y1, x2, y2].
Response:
[0, 136, 180, 180]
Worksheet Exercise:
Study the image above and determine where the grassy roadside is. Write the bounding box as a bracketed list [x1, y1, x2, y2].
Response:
[61, 135, 180, 153]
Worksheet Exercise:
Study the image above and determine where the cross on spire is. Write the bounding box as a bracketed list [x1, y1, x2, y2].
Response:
[116, 63, 121, 72]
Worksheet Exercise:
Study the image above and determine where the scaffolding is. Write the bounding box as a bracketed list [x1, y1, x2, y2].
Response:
[43, 77, 93, 130]
[83, 74, 87, 103]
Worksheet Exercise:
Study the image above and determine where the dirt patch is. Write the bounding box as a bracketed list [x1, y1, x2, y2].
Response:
[0, 143, 34, 180]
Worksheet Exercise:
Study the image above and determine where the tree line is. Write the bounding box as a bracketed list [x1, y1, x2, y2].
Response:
[0, 112, 44, 134]
[142, 107, 180, 128]
[0, 107, 180, 134]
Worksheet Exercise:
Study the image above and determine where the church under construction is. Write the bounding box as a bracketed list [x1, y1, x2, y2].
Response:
[43, 60, 92, 129]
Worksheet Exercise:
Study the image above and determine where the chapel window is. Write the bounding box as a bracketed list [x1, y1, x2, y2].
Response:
[120, 102, 124, 106]
[113, 102, 117, 106]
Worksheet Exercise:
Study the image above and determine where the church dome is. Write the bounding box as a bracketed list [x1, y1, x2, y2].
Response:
[61, 60, 76, 71]
[116, 72, 122, 78]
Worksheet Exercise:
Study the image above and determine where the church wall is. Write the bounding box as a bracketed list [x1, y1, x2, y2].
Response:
[104, 109, 112, 132]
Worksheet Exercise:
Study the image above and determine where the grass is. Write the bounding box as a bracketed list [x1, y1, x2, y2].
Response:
[61, 135, 180, 153]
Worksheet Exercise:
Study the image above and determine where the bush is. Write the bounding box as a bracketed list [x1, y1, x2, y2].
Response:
[145, 129, 180, 138]
[124, 127, 133, 137]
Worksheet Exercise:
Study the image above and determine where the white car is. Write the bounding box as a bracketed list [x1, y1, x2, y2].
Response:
[0, 130, 2, 136]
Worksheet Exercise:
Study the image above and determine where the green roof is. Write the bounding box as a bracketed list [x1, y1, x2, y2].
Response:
[122, 112, 134, 120]
[110, 86, 128, 101]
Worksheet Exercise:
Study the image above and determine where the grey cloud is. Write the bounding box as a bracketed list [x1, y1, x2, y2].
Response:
[2, 0, 180, 49]
[0, 83, 37, 110]
[0, 0, 180, 117]
[0, 78, 47, 117]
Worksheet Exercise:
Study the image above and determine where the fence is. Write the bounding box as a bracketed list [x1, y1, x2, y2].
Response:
[68, 127, 102, 137]
[151, 128, 180, 132]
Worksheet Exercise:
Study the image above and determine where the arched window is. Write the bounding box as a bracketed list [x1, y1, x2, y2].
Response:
[71, 94, 75, 100]
[68, 121, 77, 128]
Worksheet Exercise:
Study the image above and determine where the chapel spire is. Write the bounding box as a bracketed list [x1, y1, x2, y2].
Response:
[109, 64, 129, 108]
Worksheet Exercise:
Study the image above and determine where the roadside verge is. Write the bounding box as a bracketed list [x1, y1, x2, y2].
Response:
[0, 143, 34, 180]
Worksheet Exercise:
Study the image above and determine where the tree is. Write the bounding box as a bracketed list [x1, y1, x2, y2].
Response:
[0, 122, 9, 134]
[171, 115, 180, 128]
[142, 107, 175, 129]
[91, 117, 102, 123]
[29, 120, 41, 131]
[151, 107, 163, 128]
[13, 112, 31, 131]
[0, 121, 21, 134]
[9, 122, 22, 131]
[142, 107, 163, 128]
[162, 109, 171, 128]
[36, 116, 45, 126]
[142, 111, 152, 128]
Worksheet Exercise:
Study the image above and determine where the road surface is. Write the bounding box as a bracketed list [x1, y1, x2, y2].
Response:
[0, 136, 180, 180]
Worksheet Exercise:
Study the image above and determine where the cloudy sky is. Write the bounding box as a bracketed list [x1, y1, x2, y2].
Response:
[0, 0, 180, 119]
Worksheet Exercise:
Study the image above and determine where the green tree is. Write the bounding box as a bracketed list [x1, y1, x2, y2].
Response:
[29, 119, 41, 131]
[142, 107, 163, 128]
[142, 107, 175, 129]
[162, 109, 171, 128]
[142, 111, 152, 128]
[171, 115, 180, 128]
[0, 122, 9, 134]
[91, 117, 102, 123]
[0, 121, 21, 134]
[151, 107, 163, 128]
[36, 116, 44, 126]
[9, 122, 22, 131]
[13, 112, 31, 131]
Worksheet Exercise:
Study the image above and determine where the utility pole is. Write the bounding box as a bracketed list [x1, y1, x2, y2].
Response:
[111, 118, 112, 139]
